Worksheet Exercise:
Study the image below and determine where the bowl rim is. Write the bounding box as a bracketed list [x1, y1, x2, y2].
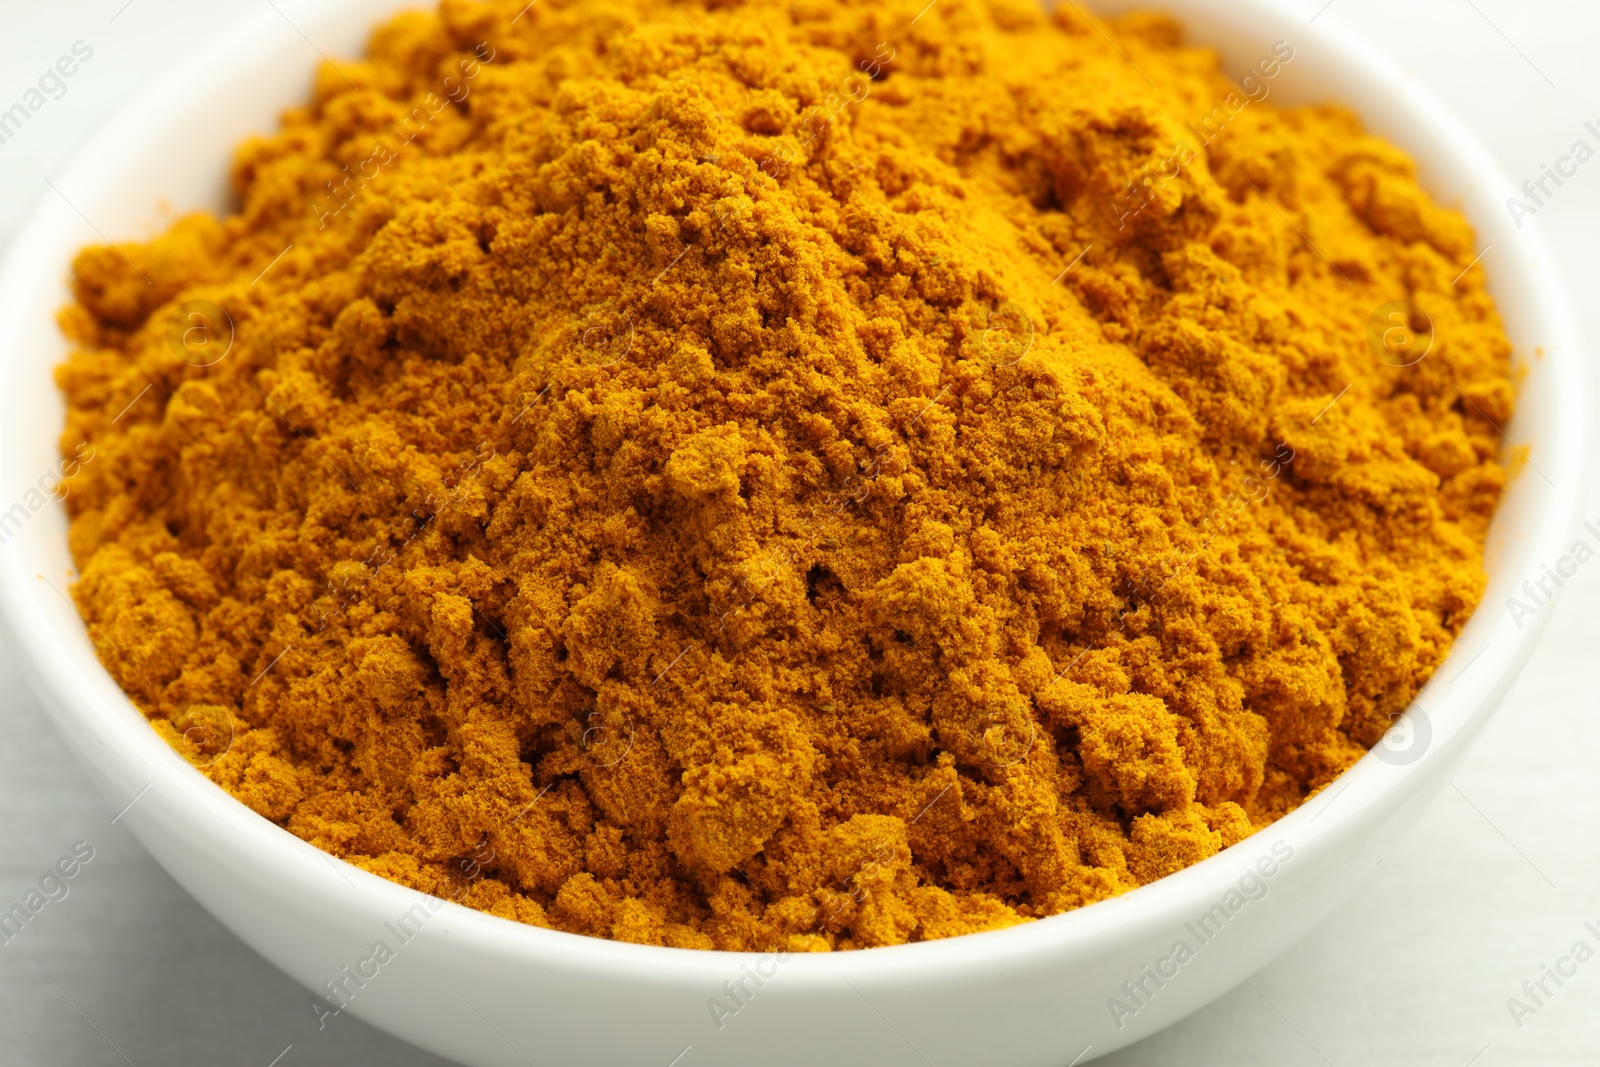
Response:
[0, 0, 1586, 988]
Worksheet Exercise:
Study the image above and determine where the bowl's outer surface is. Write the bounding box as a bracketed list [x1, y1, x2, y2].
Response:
[0, 1, 1583, 1064]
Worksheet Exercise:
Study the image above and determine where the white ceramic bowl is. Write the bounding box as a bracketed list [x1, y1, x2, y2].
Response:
[0, 1, 1584, 1064]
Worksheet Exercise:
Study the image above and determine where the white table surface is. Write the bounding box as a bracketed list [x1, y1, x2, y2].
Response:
[2, 1, 1596, 1064]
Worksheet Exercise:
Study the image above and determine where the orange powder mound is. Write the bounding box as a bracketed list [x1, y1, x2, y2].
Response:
[55, 0, 1512, 950]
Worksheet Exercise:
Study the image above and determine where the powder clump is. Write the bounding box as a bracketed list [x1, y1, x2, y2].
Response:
[57, 0, 1513, 950]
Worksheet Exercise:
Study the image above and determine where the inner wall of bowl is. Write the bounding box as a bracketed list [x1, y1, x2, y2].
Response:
[0, 0, 407, 761]
[0, 0, 1564, 851]
[0, 13, 1575, 1065]
[1089, 0, 1566, 628]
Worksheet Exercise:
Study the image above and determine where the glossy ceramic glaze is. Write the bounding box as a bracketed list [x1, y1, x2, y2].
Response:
[0, 1, 1583, 1063]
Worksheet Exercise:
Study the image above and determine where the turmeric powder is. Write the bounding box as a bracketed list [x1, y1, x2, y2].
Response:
[55, 0, 1514, 951]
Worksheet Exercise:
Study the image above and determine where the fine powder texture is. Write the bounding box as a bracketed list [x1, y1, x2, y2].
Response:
[58, 0, 1514, 950]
